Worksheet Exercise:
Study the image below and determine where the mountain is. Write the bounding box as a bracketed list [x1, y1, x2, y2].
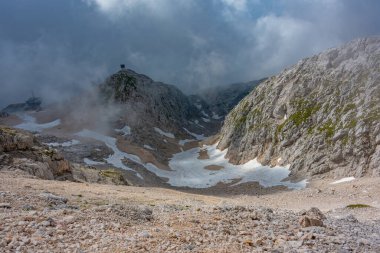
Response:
[197, 79, 265, 117]
[189, 79, 264, 121]
[99, 69, 204, 136]
[1, 96, 42, 115]
[218, 37, 380, 179]
[0, 68, 227, 186]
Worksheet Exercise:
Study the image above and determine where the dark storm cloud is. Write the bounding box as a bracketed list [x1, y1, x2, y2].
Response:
[0, 0, 380, 107]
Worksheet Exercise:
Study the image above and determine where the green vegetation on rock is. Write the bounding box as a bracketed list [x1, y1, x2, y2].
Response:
[99, 169, 125, 185]
[346, 204, 371, 209]
[318, 119, 336, 138]
[275, 99, 321, 141]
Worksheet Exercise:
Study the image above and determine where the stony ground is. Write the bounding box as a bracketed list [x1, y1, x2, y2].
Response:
[1, 171, 380, 252]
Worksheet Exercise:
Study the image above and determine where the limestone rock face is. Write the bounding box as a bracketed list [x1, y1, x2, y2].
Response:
[218, 37, 380, 178]
[0, 126, 72, 180]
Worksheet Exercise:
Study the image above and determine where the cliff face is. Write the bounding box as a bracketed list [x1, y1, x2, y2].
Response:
[218, 37, 380, 178]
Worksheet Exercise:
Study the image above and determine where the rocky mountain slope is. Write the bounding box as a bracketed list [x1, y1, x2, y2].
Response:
[218, 37, 380, 179]
[193, 79, 265, 118]
[99, 69, 206, 136]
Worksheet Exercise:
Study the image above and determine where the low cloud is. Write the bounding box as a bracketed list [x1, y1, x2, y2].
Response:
[0, 39, 107, 108]
[0, 0, 380, 107]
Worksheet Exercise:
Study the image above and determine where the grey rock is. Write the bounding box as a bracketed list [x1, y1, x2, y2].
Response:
[217, 37, 380, 178]
[139, 231, 151, 238]
[21, 204, 35, 211]
[0, 126, 73, 180]
[0, 203, 11, 209]
[39, 193, 68, 205]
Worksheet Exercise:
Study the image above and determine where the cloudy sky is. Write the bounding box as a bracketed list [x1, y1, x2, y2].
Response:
[0, 0, 380, 107]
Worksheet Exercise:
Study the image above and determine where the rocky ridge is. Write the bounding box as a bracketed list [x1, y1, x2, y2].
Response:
[0, 126, 133, 186]
[99, 69, 210, 137]
[0, 126, 72, 180]
[218, 37, 380, 178]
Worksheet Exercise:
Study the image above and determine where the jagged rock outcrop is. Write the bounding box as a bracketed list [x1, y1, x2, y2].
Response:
[0, 126, 133, 185]
[0, 126, 72, 180]
[218, 37, 380, 178]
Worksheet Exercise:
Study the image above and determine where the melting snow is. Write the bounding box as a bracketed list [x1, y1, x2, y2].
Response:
[192, 120, 205, 129]
[212, 112, 223, 120]
[183, 128, 206, 140]
[143, 144, 155, 150]
[201, 111, 209, 117]
[331, 177, 355, 184]
[46, 140, 80, 147]
[116, 125, 131, 135]
[154, 127, 175, 139]
[178, 139, 195, 146]
[84, 158, 105, 166]
[71, 129, 306, 190]
[15, 114, 61, 132]
[76, 129, 143, 179]
[144, 143, 307, 189]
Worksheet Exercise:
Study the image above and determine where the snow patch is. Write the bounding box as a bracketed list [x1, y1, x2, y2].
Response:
[154, 127, 175, 139]
[143, 144, 155, 150]
[15, 114, 61, 132]
[76, 129, 143, 179]
[331, 177, 355, 184]
[201, 110, 209, 117]
[212, 112, 223, 120]
[178, 139, 195, 146]
[202, 117, 210, 123]
[46, 140, 80, 147]
[183, 128, 206, 140]
[84, 158, 104, 166]
[116, 125, 131, 135]
[144, 143, 307, 189]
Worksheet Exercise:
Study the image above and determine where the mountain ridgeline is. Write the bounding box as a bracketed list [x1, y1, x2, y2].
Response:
[218, 37, 380, 178]
[97, 68, 262, 138]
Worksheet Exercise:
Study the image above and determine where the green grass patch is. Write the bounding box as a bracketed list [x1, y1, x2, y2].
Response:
[342, 103, 356, 114]
[346, 204, 371, 209]
[99, 169, 125, 185]
[318, 119, 336, 138]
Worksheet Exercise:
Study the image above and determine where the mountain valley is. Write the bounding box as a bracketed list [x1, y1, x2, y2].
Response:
[1, 37, 380, 252]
